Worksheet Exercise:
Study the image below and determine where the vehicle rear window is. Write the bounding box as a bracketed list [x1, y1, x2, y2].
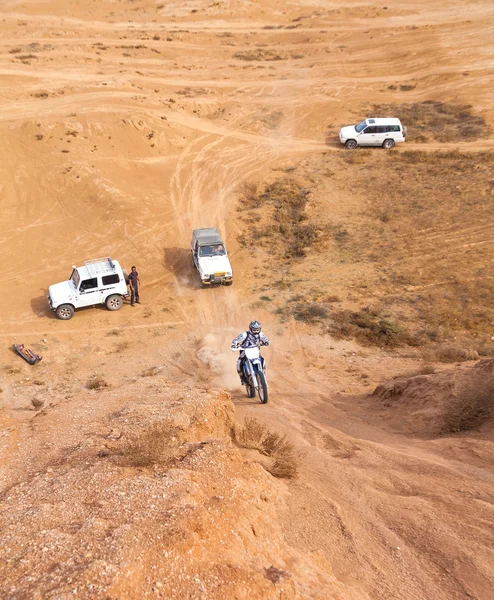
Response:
[102, 274, 120, 285]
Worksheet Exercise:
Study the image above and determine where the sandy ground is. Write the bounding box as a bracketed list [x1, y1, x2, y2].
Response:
[1, 0, 494, 598]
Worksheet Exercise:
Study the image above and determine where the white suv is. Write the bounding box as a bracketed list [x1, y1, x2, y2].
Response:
[48, 257, 129, 320]
[191, 228, 233, 287]
[339, 118, 406, 149]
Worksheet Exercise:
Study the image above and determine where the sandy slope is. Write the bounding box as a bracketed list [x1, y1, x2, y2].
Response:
[1, 0, 493, 598]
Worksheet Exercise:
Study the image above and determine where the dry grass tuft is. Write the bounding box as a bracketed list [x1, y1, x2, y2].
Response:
[31, 398, 45, 410]
[121, 421, 182, 467]
[291, 303, 329, 323]
[238, 178, 318, 259]
[141, 366, 161, 377]
[327, 307, 420, 348]
[437, 346, 479, 363]
[233, 49, 285, 61]
[232, 418, 298, 479]
[442, 379, 494, 433]
[86, 374, 108, 390]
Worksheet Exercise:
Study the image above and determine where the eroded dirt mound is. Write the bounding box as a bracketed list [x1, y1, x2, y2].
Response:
[373, 359, 494, 436]
[0, 380, 363, 600]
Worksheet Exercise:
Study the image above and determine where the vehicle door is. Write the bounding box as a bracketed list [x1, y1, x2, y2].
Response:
[76, 277, 100, 307]
[99, 273, 121, 302]
[374, 125, 389, 145]
[358, 125, 379, 146]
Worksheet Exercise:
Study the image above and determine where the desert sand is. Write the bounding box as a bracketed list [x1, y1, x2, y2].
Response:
[1, 0, 493, 598]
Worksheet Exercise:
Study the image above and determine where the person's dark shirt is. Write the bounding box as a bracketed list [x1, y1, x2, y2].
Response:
[128, 271, 139, 287]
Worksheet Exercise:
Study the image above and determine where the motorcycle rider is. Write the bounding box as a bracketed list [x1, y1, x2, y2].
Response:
[231, 320, 270, 386]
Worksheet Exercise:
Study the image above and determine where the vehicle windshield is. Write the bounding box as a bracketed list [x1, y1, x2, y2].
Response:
[199, 244, 226, 257]
[70, 269, 80, 288]
[355, 119, 367, 133]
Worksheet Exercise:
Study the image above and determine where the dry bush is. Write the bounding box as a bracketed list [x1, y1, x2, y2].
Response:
[31, 398, 45, 410]
[232, 418, 298, 479]
[442, 379, 494, 433]
[291, 303, 329, 323]
[328, 307, 420, 348]
[437, 346, 479, 363]
[233, 49, 284, 61]
[141, 366, 161, 377]
[121, 421, 182, 467]
[371, 101, 490, 142]
[86, 374, 108, 390]
[238, 178, 317, 259]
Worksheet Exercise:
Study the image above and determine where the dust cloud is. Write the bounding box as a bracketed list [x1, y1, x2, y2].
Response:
[197, 331, 241, 391]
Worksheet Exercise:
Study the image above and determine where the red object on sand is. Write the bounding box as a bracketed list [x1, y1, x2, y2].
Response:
[13, 344, 42, 365]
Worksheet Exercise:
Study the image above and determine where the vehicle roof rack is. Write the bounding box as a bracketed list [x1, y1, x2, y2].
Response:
[83, 257, 116, 276]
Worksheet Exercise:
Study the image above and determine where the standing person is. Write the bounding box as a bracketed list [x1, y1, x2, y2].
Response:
[128, 266, 140, 306]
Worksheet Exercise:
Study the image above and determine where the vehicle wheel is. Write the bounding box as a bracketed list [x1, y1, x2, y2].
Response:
[256, 371, 268, 404]
[200, 280, 208, 289]
[247, 382, 256, 398]
[56, 304, 74, 320]
[122, 269, 129, 285]
[345, 139, 358, 149]
[224, 281, 233, 286]
[106, 294, 123, 311]
[382, 139, 395, 149]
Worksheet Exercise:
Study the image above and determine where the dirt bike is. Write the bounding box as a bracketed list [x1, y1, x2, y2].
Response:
[240, 346, 268, 404]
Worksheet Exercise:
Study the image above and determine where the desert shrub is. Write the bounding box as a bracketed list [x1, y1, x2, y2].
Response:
[232, 417, 298, 479]
[141, 366, 161, 377]
[442, 380, 494, 433]
[86, 375, 108, 390]
[233, 49, 284, 61]
[291, 303, 329, 323]
[107, 329, 122, 336]
[238, 178, 317, 259]
[31, 398, 44, 410]
[122, 421, 182, 467]
[238, 182, 261, 209]
[371, 101, 490, 142]
[436, 346, 479, 363]
[328, 307, 419, 348]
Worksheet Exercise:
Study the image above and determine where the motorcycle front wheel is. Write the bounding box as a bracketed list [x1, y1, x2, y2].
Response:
[256, 371, 268, 404]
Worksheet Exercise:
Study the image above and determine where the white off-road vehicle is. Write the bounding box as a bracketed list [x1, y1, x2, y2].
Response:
[48, 257, 129, 320]
[191, 228, 233, 287]
[339, 117, 406, 149]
